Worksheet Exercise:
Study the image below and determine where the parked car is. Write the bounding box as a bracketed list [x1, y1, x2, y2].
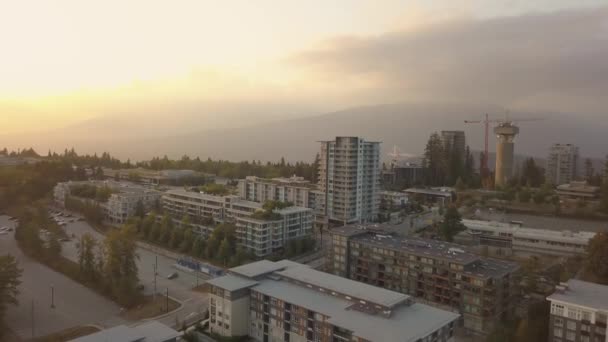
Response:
[167, 272, 179, 279]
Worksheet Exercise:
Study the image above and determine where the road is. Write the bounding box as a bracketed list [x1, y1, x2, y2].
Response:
[0, 215, 126, 339]
[61, 219, 209, 328]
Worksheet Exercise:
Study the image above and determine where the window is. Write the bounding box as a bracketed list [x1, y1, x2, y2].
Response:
[555, 317, 564, 327]
[554, 328, 563, 338]
[565, 331, 575, 341]
[567, 321, 576, 330]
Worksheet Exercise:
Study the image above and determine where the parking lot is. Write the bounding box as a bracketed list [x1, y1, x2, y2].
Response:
[0, 215, 126, 339]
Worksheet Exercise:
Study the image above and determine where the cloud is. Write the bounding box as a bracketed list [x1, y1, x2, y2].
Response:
[289, 6, 608, 115]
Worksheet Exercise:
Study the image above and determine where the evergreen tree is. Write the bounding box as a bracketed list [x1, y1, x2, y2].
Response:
[440, 206, 465, 242]
[0, 255, 22, 322]
[423, 132, 446, 186]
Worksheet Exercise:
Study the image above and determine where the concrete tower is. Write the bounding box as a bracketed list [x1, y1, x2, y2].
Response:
[494, 122, 519, 187]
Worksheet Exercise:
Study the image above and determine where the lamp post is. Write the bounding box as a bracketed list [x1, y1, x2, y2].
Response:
[50, 284, 55, 309]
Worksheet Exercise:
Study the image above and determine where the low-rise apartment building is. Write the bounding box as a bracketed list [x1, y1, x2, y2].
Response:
[327, 225, 519, 335]
[238, 175, 316, 208]
[459, 219, 596, 257]
[54, 180, 161, 224]
[207, 259, 460, 342]
[556, 181, 601, 201]
[547, 280, 608, 342]
[162, 189, 313, 257]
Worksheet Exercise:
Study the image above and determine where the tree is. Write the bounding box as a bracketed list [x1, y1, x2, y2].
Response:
[47, 233, 62, 258]
[423, 133, 446, 186]
[440, 206, 465, 242]
[169, 226, 184, 250]
[584, 158, 594, 180]
[191, 237, 206, 258]
[78, 233, 98, 280]
[0, 254, 22, 322]
[518, 189, 532, 203]
[520, 158, 544, 187]
[103, 226, 140, 305]
[600, 184, 608, 214]
[454, 177, 466, 191]
[158, 215, 173, 245]
[134, 199, 145, 219]
[585, 232, 608, 284]
[180, 228, 194, 253]
[218, 238, 231, 266]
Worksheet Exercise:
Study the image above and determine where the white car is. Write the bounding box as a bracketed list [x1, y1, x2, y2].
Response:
[0, 231, 8, 235]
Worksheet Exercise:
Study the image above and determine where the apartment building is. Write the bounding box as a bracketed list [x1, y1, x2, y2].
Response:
[207, 259, 460, 342]
[459, 219, 596, 257]
[162, 189, 313, 257]
[238, 175, 315, 208]
[556, 181, 601, 201]
[547, 144, 580, 185]
[547, 280, 608, 342]
[327, 225, 520, 334]
[54, 180, 161, 224]
[441, 131, 466, 158]
[318, 137, 381, 225]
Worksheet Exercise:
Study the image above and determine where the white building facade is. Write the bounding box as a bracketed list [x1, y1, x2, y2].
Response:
[546, 144, 580, 185]
[162, 189, 313, 257]
[318, 137, 381, 225]
[237, 176, 314, 208]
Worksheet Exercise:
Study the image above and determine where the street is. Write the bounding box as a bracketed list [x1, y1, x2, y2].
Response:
[61, 219, 209, 328]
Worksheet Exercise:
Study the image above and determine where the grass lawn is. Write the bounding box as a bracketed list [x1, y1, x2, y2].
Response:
[120, 295, 181, 321]
[33, 326, 100, 342]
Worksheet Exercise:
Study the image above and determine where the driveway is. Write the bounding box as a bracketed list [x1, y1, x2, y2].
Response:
[0, 216, 126, 339]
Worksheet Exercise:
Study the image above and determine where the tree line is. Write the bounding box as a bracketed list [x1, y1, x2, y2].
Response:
[0, 255, 22, 334]
[423, 132, 476, 188]
[2, 147, 320, 182]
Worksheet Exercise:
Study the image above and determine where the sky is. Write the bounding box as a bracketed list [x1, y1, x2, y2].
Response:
[1, 0, 607, 136]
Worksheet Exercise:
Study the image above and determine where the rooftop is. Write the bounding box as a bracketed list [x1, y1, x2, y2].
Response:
[205, 274, 258, 292]
[277, 264, 409, 308]
[463, 219, 596, 245]
[547, 279, 608, 311]
[229, 259, 287, 279]
[331, 225, 519, 279]
[404, 188, 453, 197]
[70, 321, 179, 342]
[255, 277, 458, 342]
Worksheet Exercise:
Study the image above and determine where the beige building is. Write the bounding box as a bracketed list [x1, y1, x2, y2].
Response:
[208, 259, 460, 342]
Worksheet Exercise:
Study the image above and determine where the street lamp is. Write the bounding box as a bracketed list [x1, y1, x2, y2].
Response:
[50, 284, 55, 309]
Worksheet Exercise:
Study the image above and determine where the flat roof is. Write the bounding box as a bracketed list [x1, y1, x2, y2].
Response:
[69, 321, 179, 342]
[206, 274, 259, 292]
[463, 219, 596, 245]
[254, 278, 459, 342]
[547, 279, 608, 311]
[331, 225, 519, 278]
[404, 188, 452, 197]
[229, 259, 287, 278]
[277, 264, 409, 308]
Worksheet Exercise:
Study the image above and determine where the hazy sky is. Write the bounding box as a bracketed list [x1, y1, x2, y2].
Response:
[1, 0, 606, 134]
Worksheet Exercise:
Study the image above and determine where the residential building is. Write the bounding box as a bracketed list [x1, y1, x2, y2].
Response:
[404, 187, 454, 205]
[54, 180, 161, 224]
[547, 280, 608, 342]
[441, 131, 466, 158]
[207, 259, 460, 342]
[102, 167, 213, 186]
[546, 144, 580, 185]
[327, 225, 520, 334]
[556, 181, 601, 201]
[238, 175, 315, 208]
[318, 136, 381, 225]
[69, 321, 179, 342]
[459, 219, 596, 257]
[380, 191, 408, 207]
[162, 189, 313, 257]
[382, 158, 426, 188]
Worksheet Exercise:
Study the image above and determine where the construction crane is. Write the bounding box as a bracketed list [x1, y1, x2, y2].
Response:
[464, 113, 543, 187]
